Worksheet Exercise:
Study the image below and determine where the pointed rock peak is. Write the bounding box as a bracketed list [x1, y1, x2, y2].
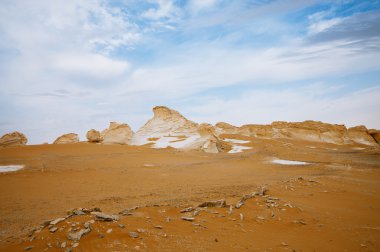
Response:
[152, 106, 187, 121]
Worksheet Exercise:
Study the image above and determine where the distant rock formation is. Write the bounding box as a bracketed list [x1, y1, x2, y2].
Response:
[131, 106, 228, 153]
[53, 133, 79, 144]
[86, 129, 102, 143]
[215, 120, 378, 146]
[132, 106, 198, 145]
[347, 126, 378, 146]
[0, 131, 28, 147]
[215, 122, 240, 135]
[101, 122, 134, 145]
[184, 123, 231, 153]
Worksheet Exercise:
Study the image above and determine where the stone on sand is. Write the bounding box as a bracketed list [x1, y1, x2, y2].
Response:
[86, 129, 102, 143]
[53, 133, 79, 144]
[0, 131, 28, 147]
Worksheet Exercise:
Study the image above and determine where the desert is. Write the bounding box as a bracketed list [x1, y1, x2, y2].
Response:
[1, 1, 380, 251]
[0, 106, 379, 251]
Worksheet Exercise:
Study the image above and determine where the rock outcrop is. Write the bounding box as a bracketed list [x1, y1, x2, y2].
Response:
[217, 120, 378, 146]
[184, 123, 230, 153]
[132, 106, 198, 145]
[53, 133, 79, 144]
[131, 106, 228, 153]
[86, 129, 102, 143]
[347, 126, 378, 146]
[0, 131, 28, 147]
[214, 122, 240, 135]
[101, 122, 134, 145]
[368, 129, 380, 144]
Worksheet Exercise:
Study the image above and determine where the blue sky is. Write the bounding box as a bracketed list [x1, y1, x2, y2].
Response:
[0, 0, 380, 143]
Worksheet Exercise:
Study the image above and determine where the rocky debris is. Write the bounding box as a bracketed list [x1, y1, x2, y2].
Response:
[84, 221, 92, 229]
[292, 219, 307, 225]
[119, 206, 139, 216]
[0, 131, 28, 147]
[235, 201, 244, 209]
[24, 246, 33, 250]
[198, 199, 226, 208]
[240, 213, 244, 221]
[53, 133, 79, 144]
[93, 212, 119, 221]
[258, 186, 268, 196]
[86, 129, 102, 143]
[236, 192, 258, 209]
[49, 226, 58, 233]
[154, 226, 163, 229]
[61, 242, 66, 248]
[137, 228, 146, 233]
[68, 207, 101, 216]
[180, 207, 194, 213]
[129, 231, 139, 238]
[227, 205, 233, 215]
[181, 217, 195, 222]
[256, 216, 265, 221]
[101, 122, 134, 145]
[50, 217, 66, 225]
[106, 228, 113, 234]
[118, 224, 125, 228]
[68, 228, 91, 241]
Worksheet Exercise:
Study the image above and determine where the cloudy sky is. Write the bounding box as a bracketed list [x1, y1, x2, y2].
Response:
[0, 0, 380, 144]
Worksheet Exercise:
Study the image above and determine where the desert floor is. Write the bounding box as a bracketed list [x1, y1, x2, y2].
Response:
[0, 136, 380, 251]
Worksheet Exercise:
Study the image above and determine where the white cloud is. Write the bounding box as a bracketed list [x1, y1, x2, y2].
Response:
[52, 53, 130, 79]
[308, 17, 344, 35]
[183, 85, 380, 130]
[142, 0, 180, 20]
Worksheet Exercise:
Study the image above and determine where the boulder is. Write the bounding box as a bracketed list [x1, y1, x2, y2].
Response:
[368, 129, 380, 144]
[86, 129, 102, 143]
[101, 122, 134, 145]
[347, 126, 378, 146]
[53, 133, 79, 144]
[0, 131, 28, 147]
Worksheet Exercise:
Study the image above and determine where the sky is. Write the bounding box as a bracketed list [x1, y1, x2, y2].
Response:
[0, 0, 380, 144]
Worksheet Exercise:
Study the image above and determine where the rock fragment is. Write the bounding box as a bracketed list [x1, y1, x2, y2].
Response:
[180, 207, 194, 213]
[181, 217, 195, 222]
[68, 228, 91, 241]
[198, 199, 226, 208]
[49, 226, 58, 233]
[93, 212, 119, 221]
[50, 217, 66, 225]
[129, 231, 139, 238]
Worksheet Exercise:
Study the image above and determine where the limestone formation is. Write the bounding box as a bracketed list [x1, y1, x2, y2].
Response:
[0, 131, 28, 147]
[86, 129, 102, 143]
[347, 126, 378, 146]
[214, 122, 240, 135]
[132, 106, 198, 146]
[53, 133, 79, 144]
[101, 122, 134, 145]
[368, 129, 380, 143]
